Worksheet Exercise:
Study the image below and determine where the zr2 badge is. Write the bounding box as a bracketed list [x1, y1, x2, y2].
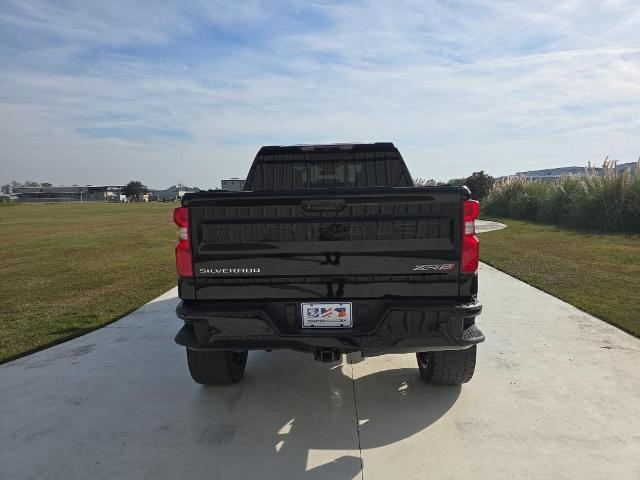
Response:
[413, 263, 455, 271]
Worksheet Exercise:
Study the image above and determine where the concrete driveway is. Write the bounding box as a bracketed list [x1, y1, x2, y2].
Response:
[476, 219, 506, 233]
[2, 262, 639, 479]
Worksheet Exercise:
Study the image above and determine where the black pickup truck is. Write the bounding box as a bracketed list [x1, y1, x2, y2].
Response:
[173, 143, 484, 385]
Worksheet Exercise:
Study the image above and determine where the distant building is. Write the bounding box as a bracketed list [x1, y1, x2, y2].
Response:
[150, 185, 199, 201]
[221, 178, 245, 191]
[508, 166, 593, 182]
[498, 161, 638, 183]
[15, 185, 124, 203]
[617, 161, 639, 176]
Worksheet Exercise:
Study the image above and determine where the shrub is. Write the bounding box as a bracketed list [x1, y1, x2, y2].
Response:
[483, 170, 640, 232]
[464, 171, 495, 200]
[483, 177, 550, 220]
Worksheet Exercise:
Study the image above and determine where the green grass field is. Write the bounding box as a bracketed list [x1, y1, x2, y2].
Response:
[480, 218, 640, 337]
[0, 202, 177, 362]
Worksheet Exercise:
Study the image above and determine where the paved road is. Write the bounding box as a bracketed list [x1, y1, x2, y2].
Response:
[2, 263, 639, 479]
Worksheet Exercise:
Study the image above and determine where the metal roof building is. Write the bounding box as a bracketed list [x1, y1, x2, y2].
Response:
[15, 185, 125, 202]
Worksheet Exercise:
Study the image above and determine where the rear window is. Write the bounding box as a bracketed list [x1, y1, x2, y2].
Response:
[246, 152, 412, 190]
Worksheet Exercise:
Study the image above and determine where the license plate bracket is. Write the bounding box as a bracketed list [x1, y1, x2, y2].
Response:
[301, 302, 352, 328]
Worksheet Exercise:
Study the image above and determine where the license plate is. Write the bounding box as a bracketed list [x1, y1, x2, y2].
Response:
[301, 302, 352, 328]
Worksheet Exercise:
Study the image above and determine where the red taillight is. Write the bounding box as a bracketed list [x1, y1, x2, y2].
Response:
[173, 207, 193, 277]
[463, 199, 480, 223]
[461, 200, 479, 273]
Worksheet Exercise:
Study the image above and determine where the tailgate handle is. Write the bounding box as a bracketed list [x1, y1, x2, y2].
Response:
[301, 199, 346, 212]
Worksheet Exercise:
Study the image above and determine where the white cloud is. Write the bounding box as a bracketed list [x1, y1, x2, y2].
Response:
[0, 0, 639, 187]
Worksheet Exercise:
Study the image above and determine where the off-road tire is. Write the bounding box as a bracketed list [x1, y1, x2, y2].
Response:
[416, 346, 476, 385]
[186, 349, 248, 385]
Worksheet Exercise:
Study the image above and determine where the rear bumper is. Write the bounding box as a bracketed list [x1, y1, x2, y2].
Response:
[175, 298, 484, 356]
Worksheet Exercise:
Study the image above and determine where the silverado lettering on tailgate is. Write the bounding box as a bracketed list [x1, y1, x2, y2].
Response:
[199, 267, 261, 275]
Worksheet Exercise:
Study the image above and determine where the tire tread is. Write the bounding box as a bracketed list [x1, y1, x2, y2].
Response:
[417, 346, 477, 385]
[186, 349, 247, 385]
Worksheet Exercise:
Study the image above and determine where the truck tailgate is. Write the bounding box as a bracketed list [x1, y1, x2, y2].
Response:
[187, 188, 464, 299]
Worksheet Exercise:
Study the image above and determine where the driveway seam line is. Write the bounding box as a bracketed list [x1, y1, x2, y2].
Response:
[349, 355, 365, 480]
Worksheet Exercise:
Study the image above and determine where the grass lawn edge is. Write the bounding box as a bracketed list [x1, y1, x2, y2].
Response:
[479, 216, 640, 339]
[479, 258, 640, 340]
[0, 289, 174, 365]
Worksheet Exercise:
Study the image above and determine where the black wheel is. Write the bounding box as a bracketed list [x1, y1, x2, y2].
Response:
[416, 346, 477, 385]
[186, 349, 248, 385]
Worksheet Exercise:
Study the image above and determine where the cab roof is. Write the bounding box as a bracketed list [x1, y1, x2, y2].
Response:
[256, 142, 398, 156]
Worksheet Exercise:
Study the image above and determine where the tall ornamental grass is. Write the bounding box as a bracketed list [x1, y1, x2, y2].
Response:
[483, 168, 640, 232]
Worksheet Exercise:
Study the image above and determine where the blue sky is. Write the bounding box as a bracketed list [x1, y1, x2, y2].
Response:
[1, 0, 639, 188]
